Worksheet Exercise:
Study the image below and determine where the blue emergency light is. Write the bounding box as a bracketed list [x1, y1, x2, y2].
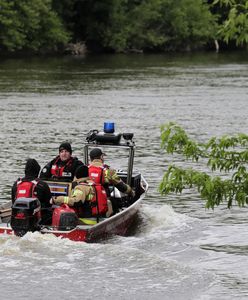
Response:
[104, 122, 115, 133]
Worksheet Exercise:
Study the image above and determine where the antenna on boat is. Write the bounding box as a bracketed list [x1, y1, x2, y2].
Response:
[127, 145, 134, 186]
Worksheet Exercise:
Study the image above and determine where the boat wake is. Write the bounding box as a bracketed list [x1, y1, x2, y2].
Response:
[138, 203, 196, 236]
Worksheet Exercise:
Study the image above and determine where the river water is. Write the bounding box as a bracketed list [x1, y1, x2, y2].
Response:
[0, 52, 248, 299]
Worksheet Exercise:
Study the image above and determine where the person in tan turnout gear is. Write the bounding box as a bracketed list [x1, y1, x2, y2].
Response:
[88, 148, 134, 196]
[51, 165, 113, 219]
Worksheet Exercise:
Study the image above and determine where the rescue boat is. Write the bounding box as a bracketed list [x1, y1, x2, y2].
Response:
[0, 124, 148, 242]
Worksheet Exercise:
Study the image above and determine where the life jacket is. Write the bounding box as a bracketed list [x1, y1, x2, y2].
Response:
[15, 179, 39, 199]
[91, 184, 108, 216]
[77, 182, 108, 216]
[51, 156, 73, 177]
[88, 165, 106, 185]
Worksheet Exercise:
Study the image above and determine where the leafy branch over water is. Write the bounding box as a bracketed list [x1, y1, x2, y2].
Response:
[159, 122, 248, 209]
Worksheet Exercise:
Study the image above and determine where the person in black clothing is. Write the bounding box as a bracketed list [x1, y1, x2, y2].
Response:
[39, 142, 84, 181]
[12, 158, 52, 224]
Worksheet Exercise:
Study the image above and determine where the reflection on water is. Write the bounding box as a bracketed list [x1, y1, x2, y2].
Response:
[0, 52, 248, 299]
[200, 244, 248, 256]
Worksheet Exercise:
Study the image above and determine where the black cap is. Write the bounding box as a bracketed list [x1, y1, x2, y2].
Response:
[89, 148, 106, 160]
[59, 142, 72, 154]
[25, 158, 41, 177]
[75, 165, 89, 179]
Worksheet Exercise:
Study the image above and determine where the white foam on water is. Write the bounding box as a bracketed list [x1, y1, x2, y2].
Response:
[0, 230, 99, 260]
[140, 203, 196, 236]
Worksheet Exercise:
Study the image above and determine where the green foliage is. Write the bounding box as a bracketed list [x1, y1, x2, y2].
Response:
[160, 123, 204, 161]
[125, 0, 167, 50]
[0, 0, 69, 52]
[73, 0, 122, 50]
[159, 0, 217, 50]
[123, 0, 216, 51]
[101, 0, 133, 52]
[72, 0, 216, 52]
[0, 1, 23, 50]
[212, 0, 248, 46]
[159, 123, 248, 208]
[2, 0, 247, 53]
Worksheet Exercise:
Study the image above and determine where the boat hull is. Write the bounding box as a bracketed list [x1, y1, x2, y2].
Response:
[42, 196, 142, 242]
[0, 196, 143, 242]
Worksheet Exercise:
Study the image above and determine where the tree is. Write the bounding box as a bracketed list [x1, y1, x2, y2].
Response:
[0, 0, 69, 52]
[0, 1, 23, 50]
[159, 123, 248, 209]
[212, 0, 248, 46]
[158, 0, 217, 51]
[71, 0, 216, 53]
[52, 0, 78, 37]
[105, 0, 217, 52]
[70, 0, 123, 51]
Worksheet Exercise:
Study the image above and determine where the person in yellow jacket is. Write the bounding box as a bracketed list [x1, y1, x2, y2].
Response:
[88, 148, 134, 196]
[51, 165, 113, 218]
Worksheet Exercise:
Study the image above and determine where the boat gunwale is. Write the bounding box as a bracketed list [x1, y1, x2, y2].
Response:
[0, 187, 147, 236]
[40, 192, 145, 234]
